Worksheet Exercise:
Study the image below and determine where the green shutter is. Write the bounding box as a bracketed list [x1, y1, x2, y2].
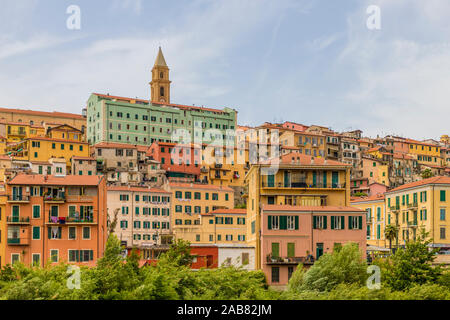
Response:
[348, 216, 353, 230]
[47, 227, 51, 239]
[90, 250, 94, 261]
[287, 243, 295, 258]
[268, 216, 272, 230]
[313, 216, 317, 229]
[358, 216, 363, 230]
[280, 216, 287, 230]
[271, 243, 279, 257]
[341, 216, 345, 229]
[330, 216, 335, 230]
[294, 216, 299, 230]
[323, 216, 327, 229]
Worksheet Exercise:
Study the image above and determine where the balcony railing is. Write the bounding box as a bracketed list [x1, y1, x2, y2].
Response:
[390, 205, 400, 211]
[200, 167, 209, 173]
[48, 216, 94, 224]
[44, 195, 66, 202]
[407, 202, 418, 209]
[262, 181, 345, 189]
[7, 216, 30, 224]
[7, 195, 30, 202]
[407, 220, 418, 228]
[266, 255, 315, 265]
[7, 238, 29, 245]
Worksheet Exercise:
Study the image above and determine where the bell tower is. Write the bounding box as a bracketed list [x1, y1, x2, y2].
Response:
[150, 47, 171, 103]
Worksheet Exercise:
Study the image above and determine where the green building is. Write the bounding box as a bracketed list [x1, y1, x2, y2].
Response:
[86, 48, 237, 146]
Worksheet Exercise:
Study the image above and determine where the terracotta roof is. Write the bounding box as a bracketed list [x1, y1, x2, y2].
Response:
[351, 194, 385, 203]
[386, 176, 450, 193]
[107, 186, 170, 194]
[275, 152, 350, 166]
[208, 208, 246, 215]
[393, 153, 413, 160]
[93, 93, 149, 104]
[93, 142, 138, 149]
[71, 156, 96, 161]
[169, 182, 233, 192]
[0, 107, 85, 119]
[262, 204, 365, 213]
[25, 137, 88, 144]
[8, 174, 103, 186]
[405, 139, 441, 148]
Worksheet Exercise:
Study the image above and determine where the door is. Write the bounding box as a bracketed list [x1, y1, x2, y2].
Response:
[50, 206, 58, 218]
[316, 243, 324, 259]
[284, 171, 290, 187]
[332, 172, 339, 188]
[12, 206, 19, 222]
[271, 242, 280, 258]
[267, 174, 274, 187]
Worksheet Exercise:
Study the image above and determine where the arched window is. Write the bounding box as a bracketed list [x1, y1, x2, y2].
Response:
[160, 86, 165, 97]
[160, 72, 164, 79]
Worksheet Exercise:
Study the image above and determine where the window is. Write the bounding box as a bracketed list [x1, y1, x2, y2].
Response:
[32, 226, 40, 240]
[348, 216, 363, 230]
[331, 216, 345, 230]
[32, 254, 40, 266]
[440, 190, 446, 202]
[440, 227, 446, 239]
[313, 216, 327, 229]
[194, 192, 201, 200]
[50, 250, 58, 263]
[32, 205, 40, 218]
[271, 267, 280, 283]
[69, 227, 76, 240]
[83, 227, 90, 239]
[440, 208, 446, 221]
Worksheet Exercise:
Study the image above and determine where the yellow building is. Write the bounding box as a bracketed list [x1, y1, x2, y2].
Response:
[245, 152, 351, 269]
[351, 194, 387, 248]
[406, 139, 443, 166]
[169, 182, 234, 242]
[360, 156, 389, 187]
[0, 184, 6, 268]
[173, 208, 247, 244]
[5, 125, 89, 174]
[385, 177, 450, 252]
[0, 107, 86, 131]
[200, 145, 249, 187]
[280, 130, 326, 158]
[0, 121, 46, 143]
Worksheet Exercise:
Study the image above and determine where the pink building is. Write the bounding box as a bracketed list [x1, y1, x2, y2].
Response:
[261, 205, 366, 287]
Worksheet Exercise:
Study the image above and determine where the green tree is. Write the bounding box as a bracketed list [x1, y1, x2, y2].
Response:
[380, 230, 442, 291]
[384, 224, 399, 252]
[287, 243, 367, 293]
[421, 168, 434, 179]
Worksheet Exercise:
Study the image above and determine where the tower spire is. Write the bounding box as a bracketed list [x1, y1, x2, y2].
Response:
[150, 47, 171, 103]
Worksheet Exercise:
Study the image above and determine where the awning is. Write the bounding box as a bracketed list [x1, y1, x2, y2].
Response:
[367, 245, 390, 252]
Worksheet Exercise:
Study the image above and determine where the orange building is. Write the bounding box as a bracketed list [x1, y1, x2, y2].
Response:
[5, 174, 107, 267]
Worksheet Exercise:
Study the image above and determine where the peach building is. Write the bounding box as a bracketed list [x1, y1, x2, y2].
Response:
[261, 205, 366, 287]
[5, 174, 107, 267]
[107, 186, 171, 249]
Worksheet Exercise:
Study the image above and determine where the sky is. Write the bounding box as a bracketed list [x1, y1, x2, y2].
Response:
[0, 0, 449, 140]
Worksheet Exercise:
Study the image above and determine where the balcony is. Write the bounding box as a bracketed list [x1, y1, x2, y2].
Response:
[44, 195, 66, 203]
[66, 195, 94, 202]
[7, 195, 30, 203]
[390, 205, 400, 212]
[262, 181, 345, 189]
[200, 167, 209, 173]
[7, 238, 30, 245]
[265, 254, 315, 265]
[407, 220, 418, 228]
[48, 215, 95, 224]
[6, 216, 30, 224]
[407, 202, 418, 209]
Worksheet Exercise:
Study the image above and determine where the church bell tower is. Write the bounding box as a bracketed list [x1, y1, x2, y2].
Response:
[150, 47, 171, 103]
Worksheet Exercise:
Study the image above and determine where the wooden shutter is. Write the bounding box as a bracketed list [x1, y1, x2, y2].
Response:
[323, 216, 327, 229]
[280, 216, 287, 230]
[348, 216, 353, 230]
[90, 250, 94, 261]
[330, 216, 335, 230]
[294, 216, 299, 230]
[358, 216, 363, 229]
[287, 243, 295, 258]
[341, 216, 345, 229]
[271, 243, 279, 257]
[268, 216, 272, 230]
[313, 216, 317, 229]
